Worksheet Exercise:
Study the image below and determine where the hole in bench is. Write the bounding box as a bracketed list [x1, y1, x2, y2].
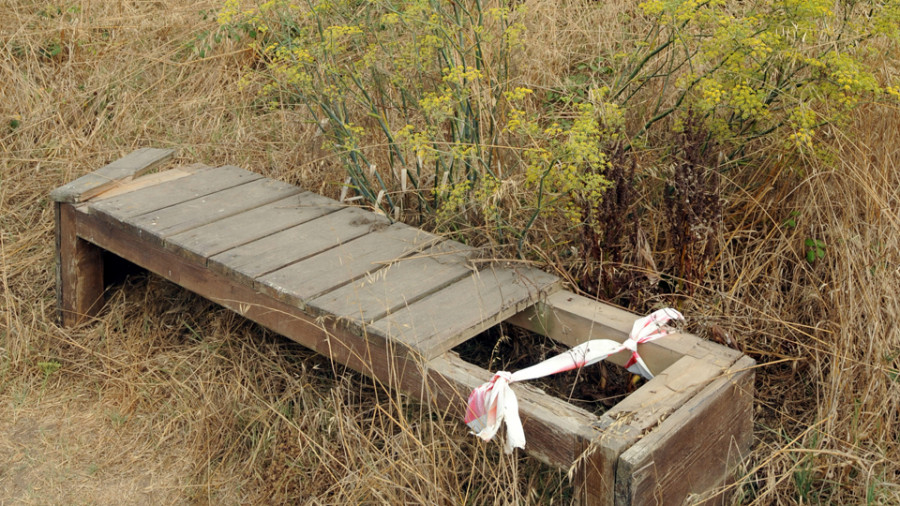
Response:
[452, 323, 647, 416]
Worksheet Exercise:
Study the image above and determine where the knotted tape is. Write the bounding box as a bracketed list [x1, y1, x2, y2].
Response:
[463, 307, 684, 453]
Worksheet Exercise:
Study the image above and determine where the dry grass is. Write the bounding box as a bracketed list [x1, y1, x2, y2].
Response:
[2, 0, 899, 504]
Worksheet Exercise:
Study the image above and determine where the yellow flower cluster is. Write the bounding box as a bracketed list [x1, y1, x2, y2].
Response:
[745, 36, 773, 61]
[729, 84, 768, 120]
[218, 0, 241, 25]
[321, 24, 363, 51]
[435, 179, 472, 225]
[419, 91, 455, 120]
[521, 101, 613, 225]
[788, 107, 816, 149]
[699, 78, 726, 111]
[504, 87, 533, 102]
[442, 66, 484, 85]
[395, 125, 433, 164]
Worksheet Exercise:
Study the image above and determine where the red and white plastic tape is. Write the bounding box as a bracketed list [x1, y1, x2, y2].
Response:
[463, 308, 684, 453]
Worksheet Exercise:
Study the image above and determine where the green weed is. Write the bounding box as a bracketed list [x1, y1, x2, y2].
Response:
[805, 238, 826, 264]
[37, 360, 61, 391]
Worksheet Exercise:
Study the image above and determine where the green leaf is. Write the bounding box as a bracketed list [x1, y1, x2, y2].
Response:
[807, 250, 816, 263]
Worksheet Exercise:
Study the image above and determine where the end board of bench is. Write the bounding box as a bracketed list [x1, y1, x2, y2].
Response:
[507, 290, 743, 374]
[614, 354, 756, 505]
[51, 147, 175, 203]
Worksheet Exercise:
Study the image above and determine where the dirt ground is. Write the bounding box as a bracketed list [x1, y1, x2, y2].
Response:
[0, 395, 182, 504]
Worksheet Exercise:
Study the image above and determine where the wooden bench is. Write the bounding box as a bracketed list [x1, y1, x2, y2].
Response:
[52, 148, 755, 505]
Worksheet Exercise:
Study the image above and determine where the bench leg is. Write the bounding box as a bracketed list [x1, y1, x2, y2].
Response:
[56, 202, 104, 326]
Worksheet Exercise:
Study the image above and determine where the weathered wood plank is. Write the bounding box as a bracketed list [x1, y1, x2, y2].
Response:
[166, 191, 343, 263]
[507, 290, 742, 374]
[309, 240, 474, 325]
[370, 266, 561, 360]
[209, 206, 392, 282]
[255, 223, 443, 307]
[90, 163, 213, 201]
[572, 355, 738, 506]
[615, 355, 756, 505]
[126, 177, 301, 240]
[574, 423, 630, 506]
[88, 165, 260, 220]
[56, 203, 105, 326]
[73, 205, 595, 472]
[604, 355, 730, 432]
[51, 148, 175, 203]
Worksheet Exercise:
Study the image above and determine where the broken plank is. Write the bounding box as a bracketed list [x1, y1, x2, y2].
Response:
[90, 163, 212, 201]
[369, 266, 560, 360]
[165, 191, 343, 263]
[127, 177, 301, 240]
[309, 240, 474, 325]
[569, 354, 738, 506]
[209, 206, 392, 282]
[88, 165, 261, 220]
[603, 355, 734, 435]
[255, 223, 443, 307]
[51, 148, 175, 203]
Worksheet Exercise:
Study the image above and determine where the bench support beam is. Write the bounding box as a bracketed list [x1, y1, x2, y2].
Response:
[56, 202, 105, 326]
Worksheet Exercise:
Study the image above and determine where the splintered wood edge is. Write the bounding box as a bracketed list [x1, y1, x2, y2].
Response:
[506, 290, 743, 374]
[90, 163, 213, 201]
[50, 147, 176, 203]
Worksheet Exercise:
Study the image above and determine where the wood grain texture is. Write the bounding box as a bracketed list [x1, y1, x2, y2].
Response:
[166, 191, 343, 263]
[369, 266, 560, 360]
[574, 423, 632, 506]
[72, 205, 596, 472]
[209, 206, 392, 282]
[51, 148, 175, 203]
[126, 177, 301, 240]
[90, 163, 212, 201]
[88, 165, 260, 220]
[615, 355, 756, 506]
[56, 202, 105, 326]
[507, 290, 742, 373]
[309, 240, 474, 324]
[255, 223, 441, 306]
[570, 355, 738, 506]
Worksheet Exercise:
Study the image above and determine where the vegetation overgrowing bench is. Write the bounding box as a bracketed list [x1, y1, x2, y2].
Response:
[52, 148, 755, 505]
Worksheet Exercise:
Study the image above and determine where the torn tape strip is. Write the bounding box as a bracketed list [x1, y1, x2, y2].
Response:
[463, 307, 683, 453]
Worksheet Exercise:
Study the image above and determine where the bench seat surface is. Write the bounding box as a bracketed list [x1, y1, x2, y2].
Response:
[83, 164, 560, 358]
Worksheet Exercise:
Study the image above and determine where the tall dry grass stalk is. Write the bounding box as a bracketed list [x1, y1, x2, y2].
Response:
[2, 0, 899, 504]
[0, 1, 569, 502]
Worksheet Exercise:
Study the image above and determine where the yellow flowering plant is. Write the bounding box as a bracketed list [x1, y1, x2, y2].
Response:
[215, 1, 525, 222]
[621, 0, 900, 154]
[213, 0, 617, 247]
